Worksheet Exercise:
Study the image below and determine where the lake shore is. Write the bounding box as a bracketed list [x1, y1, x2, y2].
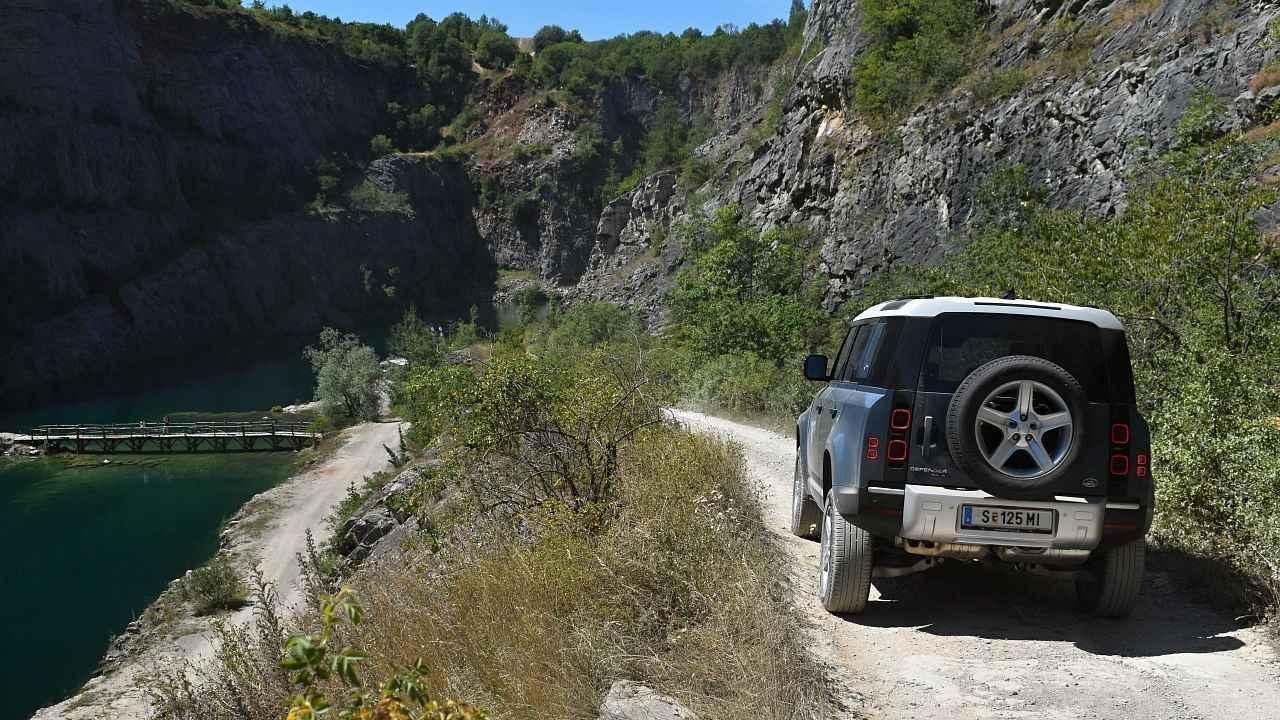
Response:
[30, 420, 403, 720]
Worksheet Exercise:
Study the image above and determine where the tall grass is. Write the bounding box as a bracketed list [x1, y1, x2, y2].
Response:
[345, 426, 830, 718]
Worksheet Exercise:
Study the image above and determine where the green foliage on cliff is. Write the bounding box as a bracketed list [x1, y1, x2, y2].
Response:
[665, 205, 829, 419]
[851, 0, 985, 117]
[670, 205, 825, 366]
[530, 20, 794, 97]
[347, 179, 411, 214]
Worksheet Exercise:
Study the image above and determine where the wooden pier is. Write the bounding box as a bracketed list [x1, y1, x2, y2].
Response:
[12, 421, 322, 454]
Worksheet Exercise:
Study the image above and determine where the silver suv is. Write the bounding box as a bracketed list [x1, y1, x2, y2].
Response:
[794, 297, 1153, 617]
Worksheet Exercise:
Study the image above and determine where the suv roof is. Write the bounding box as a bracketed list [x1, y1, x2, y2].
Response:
[852, 296, 1124, 331]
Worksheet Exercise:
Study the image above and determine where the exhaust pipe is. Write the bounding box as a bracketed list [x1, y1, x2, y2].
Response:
[899, 538, 988, 561]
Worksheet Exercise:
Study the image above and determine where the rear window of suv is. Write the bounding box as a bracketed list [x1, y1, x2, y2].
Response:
[918, 313, 1110, 401]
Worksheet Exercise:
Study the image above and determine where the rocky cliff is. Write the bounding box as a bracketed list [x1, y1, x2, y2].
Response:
[575, 0, 1280, 313]
[0, 1, 485, 408]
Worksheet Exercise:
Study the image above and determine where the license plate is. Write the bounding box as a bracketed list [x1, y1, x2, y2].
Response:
[961, 505, 1054, 534]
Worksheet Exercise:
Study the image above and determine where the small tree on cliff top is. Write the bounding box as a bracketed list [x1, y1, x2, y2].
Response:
[305, 328, 382, 421]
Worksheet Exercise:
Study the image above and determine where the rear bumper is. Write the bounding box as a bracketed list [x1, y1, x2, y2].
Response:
[899, 485, 1105, 550]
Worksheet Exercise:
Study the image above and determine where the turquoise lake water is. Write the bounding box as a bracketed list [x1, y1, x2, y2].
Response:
[0, 353, 318, 720]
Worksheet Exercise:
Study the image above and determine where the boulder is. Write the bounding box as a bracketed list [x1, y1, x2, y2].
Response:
[598, 681, 698, 720]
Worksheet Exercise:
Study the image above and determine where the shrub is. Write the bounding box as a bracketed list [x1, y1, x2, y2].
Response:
[347, 178, 412, 214]
[401, 344, 670, 508]
[304, 328, 383, 421]
[851, 0, 984, 117]
[180, 555, 246, 615]
[389, 305, 444, 367]
[534, 301, 641, 352]
[148, 572, 288, 719]
[683, 351, 813, 418]
[970, 67, 1030, 102]
[370, 133, 396, 158]
[668, 205, 826, 365]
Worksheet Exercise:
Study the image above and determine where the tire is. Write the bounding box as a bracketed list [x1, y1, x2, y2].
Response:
[1076, 539, 1145, 618]
[945, 355, 1089, 500]
[818, 493, 874, 614]
[790, 453, 822, 540]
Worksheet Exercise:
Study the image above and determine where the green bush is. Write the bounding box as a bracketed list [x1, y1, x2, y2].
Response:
[370, 133, 396, 158]
[683, 352, 813, 418]
[180, 555, 246, 615]
[401, 343, 672, 508]
[851, 0, 983, 117]
[304, 328, 383, 421]
[347, 178, 412, 214]
[669, 205, 826, 365]
[534, 301, 641, 351]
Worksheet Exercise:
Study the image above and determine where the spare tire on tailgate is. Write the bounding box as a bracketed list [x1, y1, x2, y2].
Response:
[945, 355, 1088, 500]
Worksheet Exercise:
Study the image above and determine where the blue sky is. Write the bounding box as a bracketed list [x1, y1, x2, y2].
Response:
[283, 1, 793, 40]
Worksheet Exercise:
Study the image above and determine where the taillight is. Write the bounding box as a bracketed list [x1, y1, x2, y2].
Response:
[890, 408, 912, 431]
[1110, 453, 1129, 476]
[887, 439, 908, 462]
[865, 436, 880, 461]
[1110, 423, 1131, 444]
[1136, 453, 1148, 478]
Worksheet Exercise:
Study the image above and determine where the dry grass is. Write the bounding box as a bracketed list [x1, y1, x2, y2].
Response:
[1244, 119, 1280, 143]
[1104, 0, 1161, 35]
[345, 426, 832, 719]
[1250, 63, 1280, 92]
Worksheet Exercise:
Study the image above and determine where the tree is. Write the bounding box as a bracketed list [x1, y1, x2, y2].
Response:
[668, 205, 824, 364]
[388, 305, 443, 367]
[476, 31, 518, 68]
[304, 328, 382, 420]
[532, 24, 569, 52]
[369, 133, 395, 157]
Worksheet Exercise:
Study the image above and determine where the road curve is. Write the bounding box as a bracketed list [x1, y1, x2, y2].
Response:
[672, 409, 1280, 720]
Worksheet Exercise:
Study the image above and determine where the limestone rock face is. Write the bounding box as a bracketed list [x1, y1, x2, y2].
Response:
[724, 0, 1279, 308]
[598, 681, 698, 720]
[571, 0, 1280, 314]
[0, 153, 489, 408]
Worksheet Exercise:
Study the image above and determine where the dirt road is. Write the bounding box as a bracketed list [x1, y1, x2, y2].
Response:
[33, 420, 402, 720]
[672, 410, 1280, 720]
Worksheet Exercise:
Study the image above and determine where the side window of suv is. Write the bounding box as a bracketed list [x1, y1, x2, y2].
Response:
[849, 321, 887, 382]
[831, 327, 861, 381]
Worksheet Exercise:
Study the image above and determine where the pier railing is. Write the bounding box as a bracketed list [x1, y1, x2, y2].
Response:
[14, 421, 322, 453]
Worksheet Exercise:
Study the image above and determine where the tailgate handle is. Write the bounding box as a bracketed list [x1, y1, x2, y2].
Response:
[921, 415, 935, 457]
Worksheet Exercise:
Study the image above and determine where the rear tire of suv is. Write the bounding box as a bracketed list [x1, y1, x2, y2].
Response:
[790, 454, 822, 540]
[818, 494, 874, 614]
[1076, 539, 1145, 617]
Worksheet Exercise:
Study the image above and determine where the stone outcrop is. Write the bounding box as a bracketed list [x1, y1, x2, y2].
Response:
[335, 464, 433, 570]
[598, 681, 698, 720]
